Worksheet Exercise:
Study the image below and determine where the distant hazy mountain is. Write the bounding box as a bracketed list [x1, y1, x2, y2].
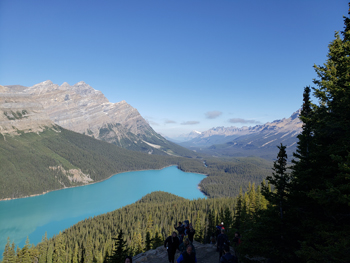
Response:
[5, 81, 196, 157]
[167, 130, 202, 143]
[179, 110, 302, 160]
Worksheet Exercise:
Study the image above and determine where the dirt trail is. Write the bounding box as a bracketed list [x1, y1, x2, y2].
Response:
[133, 241, 228, 263]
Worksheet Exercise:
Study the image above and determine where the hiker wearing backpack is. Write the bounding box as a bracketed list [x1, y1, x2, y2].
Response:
[187, 225, 195, 243]
[216, 222, 225, 239]
[175, 222, 185, 243]
[164, 232, 180, 263]
[217, 229, 229, 259]
[220, 244, 237, 263]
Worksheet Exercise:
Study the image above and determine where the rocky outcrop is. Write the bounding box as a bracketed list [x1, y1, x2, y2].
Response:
[49, 166, 93, 184]
[133, 241, 226, 263]
[0, 85, 53, 136]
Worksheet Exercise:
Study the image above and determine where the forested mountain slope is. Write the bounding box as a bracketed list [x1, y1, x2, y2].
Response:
[0, 121, 272, 200]
[0, 126, 187, 200]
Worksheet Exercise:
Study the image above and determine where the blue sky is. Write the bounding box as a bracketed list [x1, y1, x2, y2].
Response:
[0, 0, 348, 137]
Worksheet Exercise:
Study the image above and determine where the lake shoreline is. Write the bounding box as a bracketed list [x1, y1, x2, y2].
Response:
[0, 165, 208, 202]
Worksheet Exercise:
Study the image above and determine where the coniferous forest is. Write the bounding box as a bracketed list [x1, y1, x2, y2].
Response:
[2, 4, 350, 263]
[0, 124, 272, 200]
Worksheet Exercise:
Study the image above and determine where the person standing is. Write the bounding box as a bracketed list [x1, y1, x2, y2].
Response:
[175, 222, 185, 243]
[232, 232, 241, 260]
[187, 226, 195, 243]
[176, 245, 197, 263]
[220, 245, 237, 263]
[164, 232, 180, 263]
[179, 238, 196, 255]
[217, 229, 228, 259]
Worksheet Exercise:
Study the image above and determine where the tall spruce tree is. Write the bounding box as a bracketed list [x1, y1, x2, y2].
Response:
[262, 144, 290, 219]
[287, 6, 350, 261]
[242, 6, 350, 262]
[108, 230, 129, 263]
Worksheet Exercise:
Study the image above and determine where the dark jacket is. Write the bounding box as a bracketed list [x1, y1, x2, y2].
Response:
[175, 225, 185, 236]
[177, 251, 197, 263]
[220, 252, 237, 263]
[164, 236, 180, 253]
[217, 233, 228, 249]
[232, 236, 241, 247]
[187, 229, 195, 242]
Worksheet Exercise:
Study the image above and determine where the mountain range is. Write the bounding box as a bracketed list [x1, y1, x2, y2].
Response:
[176, 110, 302, 160]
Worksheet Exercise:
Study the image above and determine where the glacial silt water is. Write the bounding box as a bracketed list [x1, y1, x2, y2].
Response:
[0, 166, 206, 255]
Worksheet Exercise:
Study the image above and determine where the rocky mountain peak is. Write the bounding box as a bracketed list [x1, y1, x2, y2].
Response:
[14, 80, 156, 140]
[71, 81, 103, 97]
[0, 88, 53, 135]
[41, 80, 53, 85]
[0, 85, 9, 93]
[290, 109, 301, 120]
[60, 82, 70, 87]
[2, 80, 196, 156]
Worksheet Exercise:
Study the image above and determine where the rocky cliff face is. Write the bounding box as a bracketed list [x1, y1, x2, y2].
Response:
[23, 80, 155, 138]
[0, 85, 53, 135]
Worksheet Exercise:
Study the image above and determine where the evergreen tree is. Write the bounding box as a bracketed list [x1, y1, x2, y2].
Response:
[84, 235, 94, 263]
[239, 6, 350, 262]
[223, 207, 233, 239]
[152, 232, 163, 249]
[72, 243, 79, 263]
[46, 244, 53, 263]
[2, 238, 15, 263]
[194, 211, 203, 243]
[144, 232, 152, 251]
[38, 233, 48, 263]
[108, 230, 128, 263]
[233, 188, 243, 230]
[206, 209, 216, 243]
[18, 237, 31, 263]
[262, 144, 290, 219]
[52, 232, 65, 263]
[287, 7, 350, 261]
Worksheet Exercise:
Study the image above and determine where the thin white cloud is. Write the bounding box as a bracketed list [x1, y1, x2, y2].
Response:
[205, 111, 222, 119]
[148, 120, 160, 126]
[228, 118, 260, 124]
[164, 119, 176, 124]
[181, 121, 200, 125]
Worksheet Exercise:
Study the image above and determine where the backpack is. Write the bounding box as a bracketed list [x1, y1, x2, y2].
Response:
[183, 220, 189, 227]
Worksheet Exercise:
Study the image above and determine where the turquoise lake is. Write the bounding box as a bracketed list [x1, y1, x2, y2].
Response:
[0, 166, 206, 255]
